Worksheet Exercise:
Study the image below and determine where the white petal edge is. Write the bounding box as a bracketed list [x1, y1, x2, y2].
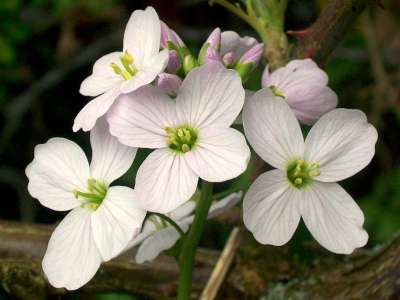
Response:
[207, 192, 242, 219]
[90, 118, 137, 183]
[304, 109, 378, 182]
[135, 148, 199, 213]
[185, 127, 250, 182]
[243, 169, 301, 246]
[107, 85, 176, 148]
[91, 186, 146, 261]
[42, 208, 101, 290]
[73, 88, 120, 132]
[176, 62, 244, 129]
[26, 138, 89, 211]
[243, 88, 304, 170]
[299, 181, 368, 254]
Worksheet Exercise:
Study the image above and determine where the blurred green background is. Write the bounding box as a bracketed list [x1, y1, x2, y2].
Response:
[0, 0, 399, 299]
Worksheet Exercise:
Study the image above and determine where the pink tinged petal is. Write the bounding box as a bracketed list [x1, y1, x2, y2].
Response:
[203, 47, 222, 64]
[300, 182, 368, 254]
[135, 148, 199, 213]
[286, 85, 338, 125]
[26, 138, 89, 211]
[238, 43, 264, 66]
[243, 169, 301, 246]
[176, 62, 244, 128]
[91, 186, 146, 261]
[166, 50, 181, 74]
[42, 208, 101, 290]
[261, 65, 270, 87]
[89, 118, 137, 183]
[135, 223, 190, 264]
[185, 127, 250, 182]
[267, 58, 328, 91]
[304, 109, 378, 182]
[156, 73, 182, 97]
[234, 89, 254, 125]
[222, 52, 234, 66]
[160, 21, 185, 48]
[206, 28, 221, 50]
[119, 49, 169, 94]
[73, 88, 121, 132]
[168, 200, 196, 221]
[107, 85, 176, 148]
[220, 31, 257, 63]
[123, 6, 161, 64]
[243, 88, 305, 170]
[207, 192, 242, 219]
[79, 52, 123, 97]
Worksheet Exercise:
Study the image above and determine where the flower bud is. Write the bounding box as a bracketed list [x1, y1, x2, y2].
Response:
[166, 50, 181, 74]
[160, 21, 185, 49]
[183, 54, 198, 75]
[156, 73, 182, 97]
[222, 52, 234, 66]
[198, 28, 221, 65]
[238, 43, 264, 68]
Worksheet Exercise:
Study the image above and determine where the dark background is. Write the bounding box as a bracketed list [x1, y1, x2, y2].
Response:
[0, 0, 399, 299]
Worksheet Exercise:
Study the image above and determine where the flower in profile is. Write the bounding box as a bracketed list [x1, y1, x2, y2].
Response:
[107, 62, 250, 213]
[26, 119, 145, 290]
[74, 7, 169, 132]
[129, 192, 242, 263]
[261, 59, 338, 125]
[242, 89, 378, 254]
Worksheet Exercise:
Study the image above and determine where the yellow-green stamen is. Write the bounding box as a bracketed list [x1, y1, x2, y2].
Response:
[286, 159, 320, 189]
[269, 85, 286, 99]
[73, 179, 108, 211]
[110, 50, 138, 80]
[165, 125, 198, 154]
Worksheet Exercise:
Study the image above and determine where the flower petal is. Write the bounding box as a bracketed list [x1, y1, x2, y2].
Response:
[207, 192, 242, 219]
[135, 223, 189, 264]
[243, 88, 304, 170]
[176, 62, 244, 129]
[266, 59, 328, 91]
[243, 169, 301, 246]
[168, 200, 197, 221]
[79, 52, 123, 97]
[123, 6, 161, 64]
[73, 88, 120, 132]
[42, 207, 101, 290]
[26, 138, 89, 211]
[135, 148, 199, 213]
[90, 118, 137, 183]
[119, 49, 169, 94]
[286, 85, 338, 125]
[304, 109, 378, 182]
[220, 31, 257, 63]
[107, 85, 176, 148]
[300, 181, 368, 254]
[91, 186, 146, 261]
[185, 127, 250, 182]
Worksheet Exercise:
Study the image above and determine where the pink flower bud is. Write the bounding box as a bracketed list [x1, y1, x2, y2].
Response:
[166, 50, 181, 74]
[222, 52, 234, 66]
[204, 47, 222, 65]
[206, 28, 221, 50]
[160, 21, 185, 49]
[156, 73, 182, 97]
[238, 43, 264, 67]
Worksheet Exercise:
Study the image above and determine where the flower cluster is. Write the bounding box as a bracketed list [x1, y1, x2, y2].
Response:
[26, 6, 378, 291]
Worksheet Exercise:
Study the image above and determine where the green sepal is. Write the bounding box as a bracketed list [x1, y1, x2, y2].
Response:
[235, 62, 253, 82]
[183, 54, 198, 75]
[198, 42, 210, 65]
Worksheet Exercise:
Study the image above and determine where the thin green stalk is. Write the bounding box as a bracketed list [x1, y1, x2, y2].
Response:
[152, 212, 185, 237]
[177, 181, 214, 300]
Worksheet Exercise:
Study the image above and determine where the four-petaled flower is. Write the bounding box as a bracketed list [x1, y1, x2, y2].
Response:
[26, 119, 146, 290]
[242, 89, 377, 254]
[74, 7, 169, 132]
[129, 192, 242, 263]
[262, 59, 338, 125]
[107, 62, 250, 213]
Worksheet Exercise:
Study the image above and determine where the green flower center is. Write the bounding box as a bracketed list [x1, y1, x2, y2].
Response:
[110, 50, 138, 81]
[73, 179, 108, 211]
[286, 159, 320, 189]
[269, 85, 286, 98]
[165, 125, 198, 154]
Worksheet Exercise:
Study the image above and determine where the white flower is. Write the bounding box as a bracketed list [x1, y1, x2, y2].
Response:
[74, 7, 169, 132]
[261, 59, 338, 125]
[107, 62, 250, 213]
[129, 192, 242, 263]
[26, 119, 145, 290]
[242, 89, 378, 254]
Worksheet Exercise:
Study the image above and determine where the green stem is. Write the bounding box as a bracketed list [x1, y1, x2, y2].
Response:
[152, 213, 185, 237]
[177, 181, 214, 300]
